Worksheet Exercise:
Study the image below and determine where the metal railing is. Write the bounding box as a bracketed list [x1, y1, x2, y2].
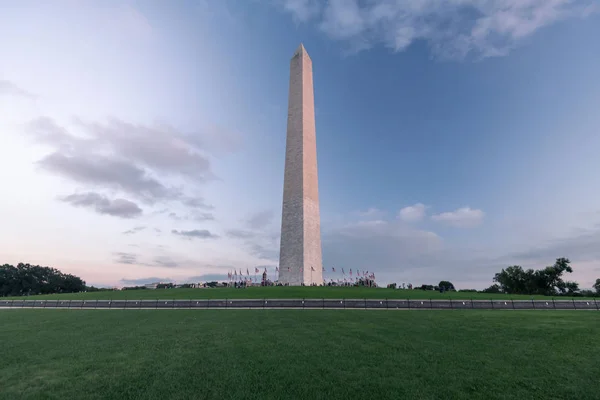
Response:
[0, 298, 598, 310]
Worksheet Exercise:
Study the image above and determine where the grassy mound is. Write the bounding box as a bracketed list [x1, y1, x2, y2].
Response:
[1, 310, 598, 399]
[4, 286, 596, 300]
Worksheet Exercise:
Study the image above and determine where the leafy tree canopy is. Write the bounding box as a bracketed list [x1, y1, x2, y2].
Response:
[593, 279, 600, 294]
[0, 263, 86, 297]
[493, 258, 578, 296]
[438, 281, 455, 291]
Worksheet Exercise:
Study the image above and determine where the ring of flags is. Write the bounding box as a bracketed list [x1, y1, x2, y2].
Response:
[227, 266, 376, 283]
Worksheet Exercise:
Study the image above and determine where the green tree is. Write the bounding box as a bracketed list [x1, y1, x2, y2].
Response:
[482, 284, 501, 294]
[535, 258, 574, 295]
[438, 281, 455, 291]
[493, 265, 531, 294]
[493, 258, 576, 296]
[563, 281, 579, 295]
[0, 263, 86, 297]
[593, 278, 600, 294]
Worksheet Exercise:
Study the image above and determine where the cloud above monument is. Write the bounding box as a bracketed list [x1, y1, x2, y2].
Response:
[171, 229, 219, 240]
[123, 226, 147, 235]
[0, 80, 37, 99]
[25, 117, 217, 211]
[113, 250, 189, 269]
[224, 210, 281, 263]
[322, 216, 449, 281]
[277, 0, 597, 59]
[246, 209, 275, 230]
[398, 203, 427, 222]
[120, 277, 172, 285]
[431, 207, 485, 228]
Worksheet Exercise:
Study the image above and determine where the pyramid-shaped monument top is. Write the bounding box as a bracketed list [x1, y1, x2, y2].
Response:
[292, 43, 311, 59]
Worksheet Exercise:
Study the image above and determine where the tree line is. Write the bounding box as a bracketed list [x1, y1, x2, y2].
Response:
[0, 263, 87, 297]
[414, 258, 600, 297]
[488, 257, 600, 297]
[2, 258, 600, 297]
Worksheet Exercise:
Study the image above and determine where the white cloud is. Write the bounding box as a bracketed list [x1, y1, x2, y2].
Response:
[0, 80, 37, 99]
[356, 207, 386, 219]
[431, 207, 485, 228]
[60, 192, 143, 219]
[278, 0, 321, 22]
[110, 4, 153, 40]
[246, 209, 275, 230]
[278, 0, 596, 59]
[398, 203, 427, 222]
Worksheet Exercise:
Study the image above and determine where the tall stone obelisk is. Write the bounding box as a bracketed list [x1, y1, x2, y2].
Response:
[278, 44, 323, 286]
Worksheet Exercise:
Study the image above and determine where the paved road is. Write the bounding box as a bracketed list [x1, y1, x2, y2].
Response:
[1, 298, 598, 310]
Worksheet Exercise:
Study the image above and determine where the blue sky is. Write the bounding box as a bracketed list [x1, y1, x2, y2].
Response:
[1, 0, 600, 288]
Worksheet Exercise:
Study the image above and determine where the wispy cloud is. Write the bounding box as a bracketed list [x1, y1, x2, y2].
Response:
[60, 192, 142, 219]
[0, 80, 37, 99]
[278, 0, 321, 22]
[246, 210, 274, 230]
[168, 211, 215, 222]
[398, 203, 427, 222]
[152, 255, 180, 268]
[123, 226, 146, 235]
[113, 251, 184, 268]
[323, 217, 445, 278]
[226, 229, 255, 239]
[277, 0, 597, 59]
[114, 252, 138, 265]
[356, 207, 386, 219]
[25, 117, 223, 215]
[224, 210, 281, 261]
[172, 229, 219, 239]
[431, 207, 484, 228]
[120, 277, 171, 285]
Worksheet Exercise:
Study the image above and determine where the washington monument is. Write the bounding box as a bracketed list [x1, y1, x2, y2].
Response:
[278, 44, 323, 286]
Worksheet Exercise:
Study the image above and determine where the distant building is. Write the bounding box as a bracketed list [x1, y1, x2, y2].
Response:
[144, 282, 161, 289]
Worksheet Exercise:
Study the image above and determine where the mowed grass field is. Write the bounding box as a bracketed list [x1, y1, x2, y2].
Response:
[5, 286, 597, 300]
[1, 310, 599, 400]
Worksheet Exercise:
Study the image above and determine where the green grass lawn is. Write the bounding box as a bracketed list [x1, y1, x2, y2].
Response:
[4, 286, 597, 300]
[0, 310, 598, 400]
